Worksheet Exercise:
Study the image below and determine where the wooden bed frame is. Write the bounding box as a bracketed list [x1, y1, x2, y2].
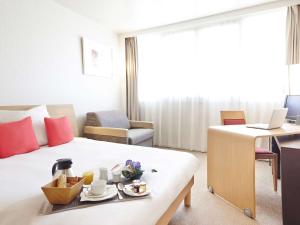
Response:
[157, 176, 194, 225]
[0, 104, 194, 225]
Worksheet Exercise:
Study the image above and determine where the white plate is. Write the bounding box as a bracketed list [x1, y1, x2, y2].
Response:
[123, 184, 151, 197]
[80, 185, 118, 202]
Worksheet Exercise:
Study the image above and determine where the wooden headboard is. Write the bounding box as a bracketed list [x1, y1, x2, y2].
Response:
[0, 104, 79, 137]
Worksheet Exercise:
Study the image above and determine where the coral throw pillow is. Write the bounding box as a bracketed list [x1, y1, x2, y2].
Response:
[0, 105, 50, 146]
[0, 117, 39, 158]
[44, 117, 74, 147]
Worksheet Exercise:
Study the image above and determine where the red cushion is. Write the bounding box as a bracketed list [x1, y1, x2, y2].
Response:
[223, 119, 246, 125]
[255, 147, 273, 154]
[44, 117, 74, 147]
[0, 117, 39, 158]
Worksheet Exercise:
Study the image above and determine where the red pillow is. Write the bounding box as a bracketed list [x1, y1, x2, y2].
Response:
[223, 119, 246, 125]
[44, 117, 74, 147]
[0, 117, 39, 158]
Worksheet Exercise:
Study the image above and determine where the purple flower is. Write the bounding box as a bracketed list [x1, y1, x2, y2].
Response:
[125, 159, 141, 170]
[133, 161, 141, 169]
[126, 159, 133, 166]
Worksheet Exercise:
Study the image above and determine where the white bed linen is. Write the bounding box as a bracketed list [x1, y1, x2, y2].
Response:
[0, 138, 199, 225]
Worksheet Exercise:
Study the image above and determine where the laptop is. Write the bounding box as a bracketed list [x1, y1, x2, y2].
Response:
[246, 108, 288, 130]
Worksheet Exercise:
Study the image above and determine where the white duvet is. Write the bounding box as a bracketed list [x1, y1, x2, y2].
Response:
[0, 138, 199, 225]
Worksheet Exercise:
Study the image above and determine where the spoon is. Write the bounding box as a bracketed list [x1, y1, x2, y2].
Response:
[116, 183, 124, 200]
[117, 183, 124, 191]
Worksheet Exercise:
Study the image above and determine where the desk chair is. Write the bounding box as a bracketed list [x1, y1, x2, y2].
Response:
[220, 110, 278, 191]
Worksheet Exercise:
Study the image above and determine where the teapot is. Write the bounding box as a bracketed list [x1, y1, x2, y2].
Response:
[52, 158, 75, 179]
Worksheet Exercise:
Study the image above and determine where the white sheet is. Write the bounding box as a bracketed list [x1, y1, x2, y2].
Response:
[0, 138, 199, 225]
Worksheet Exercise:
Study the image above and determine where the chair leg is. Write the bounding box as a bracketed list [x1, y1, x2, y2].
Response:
[271, 159, 274, 175]
[272, 155, 278, 192]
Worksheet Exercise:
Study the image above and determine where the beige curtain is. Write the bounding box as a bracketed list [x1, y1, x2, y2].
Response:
[287, 5, 300, 65]
[125, 37, 140, 120]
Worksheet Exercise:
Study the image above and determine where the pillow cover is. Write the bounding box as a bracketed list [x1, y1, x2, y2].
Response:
[0, 105, 50, 146]
[44, 117, 74, 147]
[0, 117, 39, 158]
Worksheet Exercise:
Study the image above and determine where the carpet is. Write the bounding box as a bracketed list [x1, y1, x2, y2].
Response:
[168, 152, 282, 225]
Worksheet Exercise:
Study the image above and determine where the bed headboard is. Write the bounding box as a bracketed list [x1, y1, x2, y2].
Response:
[0, 104, 79, 137]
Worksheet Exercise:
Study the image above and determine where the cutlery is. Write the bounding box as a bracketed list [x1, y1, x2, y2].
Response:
[117, 183, 124, 191]
[116, 184, 123, 200]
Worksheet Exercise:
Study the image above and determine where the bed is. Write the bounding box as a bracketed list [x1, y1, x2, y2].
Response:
[0, 105, 199, 225]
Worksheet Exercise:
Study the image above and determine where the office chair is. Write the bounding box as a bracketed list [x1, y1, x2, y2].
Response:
[220, 110, 278, 192]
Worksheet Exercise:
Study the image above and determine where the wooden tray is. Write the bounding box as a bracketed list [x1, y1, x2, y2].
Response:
[41, 179, 151, 214]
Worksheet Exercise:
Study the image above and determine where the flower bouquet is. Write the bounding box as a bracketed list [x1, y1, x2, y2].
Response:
[122, 160, 144, 180]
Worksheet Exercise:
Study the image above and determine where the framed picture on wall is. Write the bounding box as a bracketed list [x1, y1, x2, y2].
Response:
[81, 37, 113, 77]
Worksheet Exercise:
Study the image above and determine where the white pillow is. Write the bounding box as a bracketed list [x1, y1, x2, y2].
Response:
[0, 105, 50, 146]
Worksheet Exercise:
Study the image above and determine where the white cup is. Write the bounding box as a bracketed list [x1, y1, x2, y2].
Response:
[112, 171, 121, 183]
[91, 179, 107, 195]
[99, 167, 108, 181]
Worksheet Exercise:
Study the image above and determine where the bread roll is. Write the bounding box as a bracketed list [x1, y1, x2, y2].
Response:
[57, 174, 67, 188]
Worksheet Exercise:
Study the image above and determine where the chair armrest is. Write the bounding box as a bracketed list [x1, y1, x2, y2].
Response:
[84, 126, 129, 137]
[129, 120, 154, 129]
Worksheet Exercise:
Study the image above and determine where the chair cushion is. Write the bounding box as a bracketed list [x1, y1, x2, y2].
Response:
[255, 147, 273, 154]
[223, 119, 246, 125]
[86, 111, 130, 129]
[128, 129, 154, 145]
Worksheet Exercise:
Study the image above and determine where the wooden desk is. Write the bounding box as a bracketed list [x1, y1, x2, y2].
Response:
[207, 124, 300, 218]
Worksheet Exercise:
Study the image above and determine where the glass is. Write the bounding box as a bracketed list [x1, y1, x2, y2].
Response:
[82, 171, 94, 185]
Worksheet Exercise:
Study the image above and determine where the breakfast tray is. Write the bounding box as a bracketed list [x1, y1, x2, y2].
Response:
[42, 180, 151, 215]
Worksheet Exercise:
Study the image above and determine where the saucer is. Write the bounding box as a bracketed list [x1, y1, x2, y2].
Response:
[80, 185, 118, 202]
[123, 184, 151, 197]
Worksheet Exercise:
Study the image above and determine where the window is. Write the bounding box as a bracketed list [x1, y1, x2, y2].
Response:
[137, 8, 288, 151]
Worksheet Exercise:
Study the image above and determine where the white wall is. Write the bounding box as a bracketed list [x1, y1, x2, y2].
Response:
[0, 0, 123, 133]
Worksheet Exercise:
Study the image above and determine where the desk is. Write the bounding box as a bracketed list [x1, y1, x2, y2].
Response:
[207, 124, 300, 218]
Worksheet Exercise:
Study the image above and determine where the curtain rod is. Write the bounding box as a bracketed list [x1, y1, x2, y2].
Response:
[120, 0, 300, 38]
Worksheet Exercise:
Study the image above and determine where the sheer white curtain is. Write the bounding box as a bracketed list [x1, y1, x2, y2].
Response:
[138, 9, 288, 152]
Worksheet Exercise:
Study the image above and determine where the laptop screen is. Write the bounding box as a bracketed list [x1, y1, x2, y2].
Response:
[284, 95, 300, 121]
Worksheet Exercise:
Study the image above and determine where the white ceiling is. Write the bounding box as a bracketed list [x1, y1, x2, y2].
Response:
[53, 0, 276, 33]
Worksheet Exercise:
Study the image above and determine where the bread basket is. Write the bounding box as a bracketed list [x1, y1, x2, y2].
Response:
[41, 177, 85, 205]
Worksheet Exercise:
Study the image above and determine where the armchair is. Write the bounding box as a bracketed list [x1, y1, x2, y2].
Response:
[83, 111, 154, 147]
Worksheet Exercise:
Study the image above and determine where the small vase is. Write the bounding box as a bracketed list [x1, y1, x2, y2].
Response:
[122, 170, 143, 181]
[130, 173, 142, 180]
